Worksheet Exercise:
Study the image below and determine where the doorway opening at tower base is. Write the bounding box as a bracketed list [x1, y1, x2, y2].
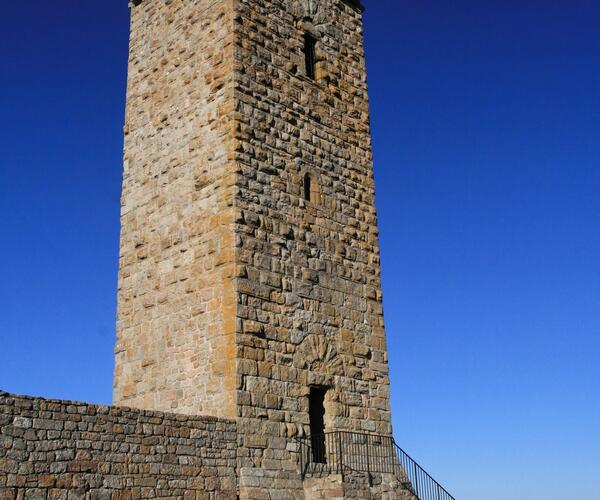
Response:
[309, 386, 328, 463]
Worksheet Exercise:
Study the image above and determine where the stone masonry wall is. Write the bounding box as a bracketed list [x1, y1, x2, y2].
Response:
[0, 391, 237, 499]
[114, 0, 396, 497]
[231, 0, 392, 495]
[114, 0, 238, 418]
[115, 0, 391, 434]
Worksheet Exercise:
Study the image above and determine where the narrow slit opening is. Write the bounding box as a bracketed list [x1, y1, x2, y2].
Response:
[303, 172, 312, 202]
[304, 33, 317, 79]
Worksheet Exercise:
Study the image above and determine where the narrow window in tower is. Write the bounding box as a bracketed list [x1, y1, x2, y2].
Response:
[309, 387, 327, 463]
[303, 172, 312, 202]
[304, 32, 317, 79]
[303, 172, 319, 204]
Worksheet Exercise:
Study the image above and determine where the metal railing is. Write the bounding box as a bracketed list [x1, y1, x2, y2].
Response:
[296, 430, 455, 500]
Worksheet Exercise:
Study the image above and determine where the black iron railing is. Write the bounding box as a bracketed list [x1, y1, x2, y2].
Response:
[296, 431, 455, 500]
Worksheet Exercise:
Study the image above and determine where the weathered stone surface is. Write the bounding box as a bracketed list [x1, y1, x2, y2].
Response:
[111, 0, 400, 498]
[232, 0, 393, 495]
[115, 0, 391, 429]
[0, 392, 237, 499]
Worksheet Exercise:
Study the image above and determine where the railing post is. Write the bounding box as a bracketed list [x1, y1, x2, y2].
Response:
[413, 462, 420, 498]
[299, 439, 305, 480]
[366, 435, 370, 472]
[338, 432, 344, 479]
[366, 434, 372, 486]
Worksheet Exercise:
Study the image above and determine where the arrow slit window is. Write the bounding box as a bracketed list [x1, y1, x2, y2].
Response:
[304, 33, 317, 79]
[303, 172, 320, 204]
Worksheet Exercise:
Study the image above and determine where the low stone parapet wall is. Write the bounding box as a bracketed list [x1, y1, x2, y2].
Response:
[0, 391, 238, 499]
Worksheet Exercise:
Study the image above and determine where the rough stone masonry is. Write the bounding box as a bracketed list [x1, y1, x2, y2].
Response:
[1, 0, 419, 498]
[0, 391, 237, 499]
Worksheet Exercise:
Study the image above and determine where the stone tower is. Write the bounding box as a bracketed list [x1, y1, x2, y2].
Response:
[114, 0, 395, 496]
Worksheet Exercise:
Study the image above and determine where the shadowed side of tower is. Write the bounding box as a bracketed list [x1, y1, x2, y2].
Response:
[231, 1, 393, 495]
[233, 0, 391, 432]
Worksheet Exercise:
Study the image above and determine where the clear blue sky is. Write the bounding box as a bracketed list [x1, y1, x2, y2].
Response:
[1, 1, 598, 499]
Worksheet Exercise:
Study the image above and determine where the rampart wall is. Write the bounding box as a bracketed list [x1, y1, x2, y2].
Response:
[0, 392, 237, 499]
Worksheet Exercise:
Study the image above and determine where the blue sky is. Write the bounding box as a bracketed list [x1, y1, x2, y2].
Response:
[1, 1, 599, 499]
